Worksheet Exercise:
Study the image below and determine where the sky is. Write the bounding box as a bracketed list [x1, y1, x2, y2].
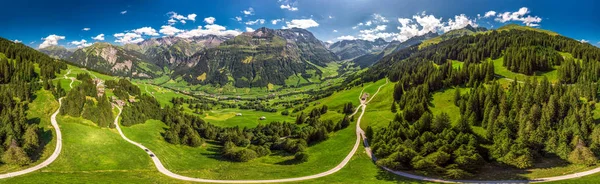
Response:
[1, 0, 599, 49]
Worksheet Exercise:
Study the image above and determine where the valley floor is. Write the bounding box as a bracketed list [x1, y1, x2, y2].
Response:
[2, 67, 600, 183]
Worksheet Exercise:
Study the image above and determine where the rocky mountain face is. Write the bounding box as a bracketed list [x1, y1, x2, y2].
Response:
[66, 42, 161, 78]
[39, 28, 339, 86]
[175, 27, 339, 88]
[124, 35, 232, 68]
[351, 32, 439, 68]
[39, 45, 72, 59]
[328, 38, 389, 60]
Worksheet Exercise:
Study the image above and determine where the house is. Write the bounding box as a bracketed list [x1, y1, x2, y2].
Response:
[115, 100, 125, 107]
[361, 93, 370, 101]
[259, 116, 266, 120]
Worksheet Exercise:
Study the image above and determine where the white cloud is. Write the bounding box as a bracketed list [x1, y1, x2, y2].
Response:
[580, 39, 589, 43]
[121, 10, 127, 14]
[413, 14, 443, 35]
[13, 40, 21, 43]
[398, 18, 412, 27]
[337, 35, 357, 40]
[271, 19, 283, 25]
[494, 7, 541, 27]
[246, 27, 255, 32]
[442, 14, 477, 32]
[114, 32, 144, 44]
[396, 24, 420, 42]
[283, 19, 319, 29]
[70, 39, 92, 48]
[133, 27, 159, 36]
[39, 34, 65, 49]
[484, 11, 497, 18]
[82, 28, 91, 31]
[392, 12, 476, 42]
[176, 24, 241, 38]
[167, 12, 198, 24]
[354, 13, 390, 29]
[333, 29, 338, 33]
[204, 17, 216, 24]
[280, 4, 298, 11]
[358, 25, 396, 41]
[92, 34, 105, 41]
[245, 19, 265, 25]
[372, 14, 389, 23]
[235, 16, 242, 22]
[188, 14, 197, 21]
[242, 7, 254, 16]
[328, 15, 334, 19]
[168, 19, 177, 25]
[159, 25, 183, 36]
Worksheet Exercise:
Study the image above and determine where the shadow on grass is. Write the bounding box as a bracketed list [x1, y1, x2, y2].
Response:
[30, 128, 53, 161]
[275, 158, 303, 165]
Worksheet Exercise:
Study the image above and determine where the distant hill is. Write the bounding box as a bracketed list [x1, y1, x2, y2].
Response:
[39, 45, 72, 59]
[419, 24, 487, 48]
[351, 32, 438, 68]
[328, 38, 388, 60]
[497, 23, 558, 36]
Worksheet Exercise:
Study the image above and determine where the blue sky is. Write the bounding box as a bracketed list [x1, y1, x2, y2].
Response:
[1, 0, 598, 49]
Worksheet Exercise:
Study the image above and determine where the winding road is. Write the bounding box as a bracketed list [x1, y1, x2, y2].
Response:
[1, 76, 597, 183]
[63, 69, 75, 89]
[0, 98, 63, 179]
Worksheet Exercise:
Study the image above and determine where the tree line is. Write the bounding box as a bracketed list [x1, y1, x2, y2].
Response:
[0, 37, 66, 166]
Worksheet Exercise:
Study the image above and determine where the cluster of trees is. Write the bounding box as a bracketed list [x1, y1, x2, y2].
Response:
[0, 84, 42, 166]
[365, 28, 600, 179]
[503, 46, 563, 75]
[121, 94, 162, 126]
[364, 29, 600, 84]
[238, 101, 277, 112]
[60, 75, 113, 127]
[158, 103, 350, 162]
[457, 79, 599, 168]
[105, 79, 141, 100]
[0, 38, 66, 81]
[0, 37, 67, 166]
[371, 112, 484, 179]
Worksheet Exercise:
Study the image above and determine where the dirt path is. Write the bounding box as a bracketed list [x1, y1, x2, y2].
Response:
[63, 69, 76, 88]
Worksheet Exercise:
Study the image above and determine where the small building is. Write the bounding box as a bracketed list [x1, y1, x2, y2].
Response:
[115, 100, 125, 107]
[259, 116, 266, 120]
[361, 93, 370, 101]
[236, 113, 243, 116]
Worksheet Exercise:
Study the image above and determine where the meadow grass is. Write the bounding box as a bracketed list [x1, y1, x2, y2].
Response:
[359, 79, 395, 130]
[197, 108, 295, 128]
[492, 57, 559, 83]
[119, 108, 354, 180]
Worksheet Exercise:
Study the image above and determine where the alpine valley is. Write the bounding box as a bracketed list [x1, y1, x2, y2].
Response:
[2, 2, 600, 183]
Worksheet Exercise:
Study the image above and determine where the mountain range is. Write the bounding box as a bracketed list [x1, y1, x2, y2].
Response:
[37, 24, 494, 87]
[328, 38, 388, 60]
